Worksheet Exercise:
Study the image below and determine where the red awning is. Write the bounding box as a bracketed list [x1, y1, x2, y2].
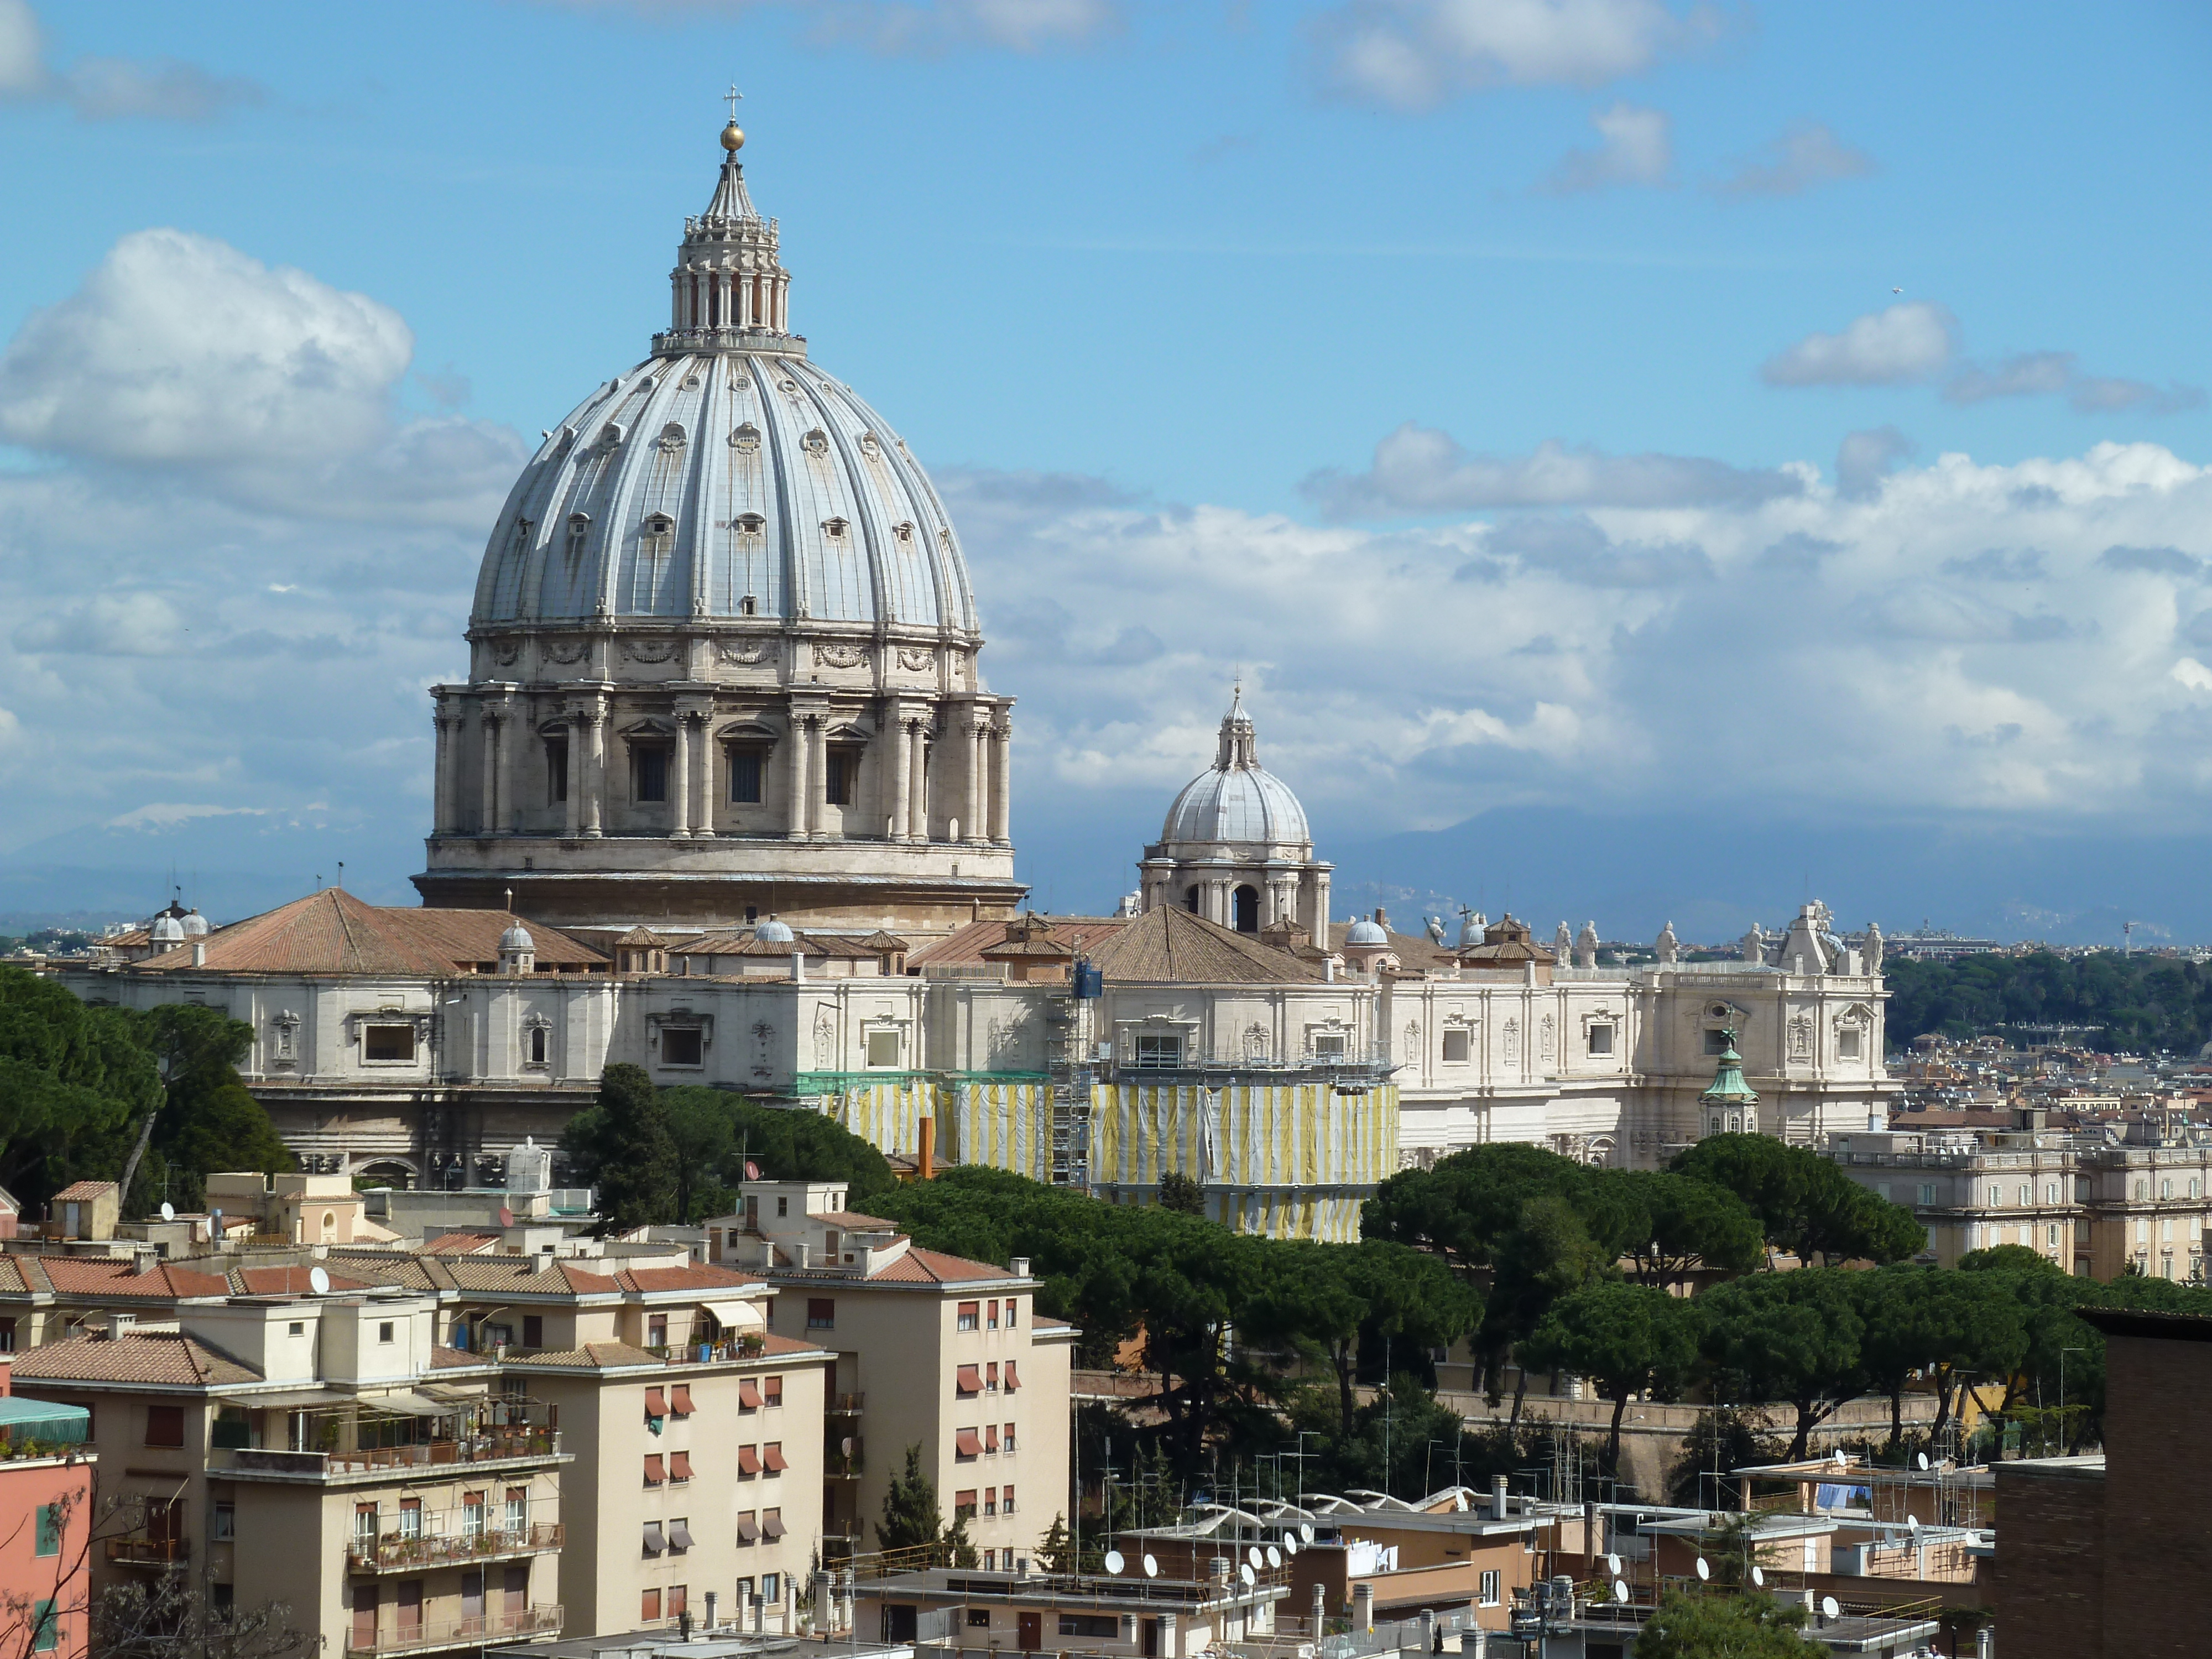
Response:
[643, 1453, 665, 1485]
[739, 1444, 762, 1474]
[645, 1387, 668, 1418]
[955, 1429, 984, 1457]
[956, 1365, 983, 1395]
[1003, 1360, 1020, 1392]
[671, 1384, 693, 1417]
[739, 1379, 762, 1408]
[670, 1451, 693, 1481]
[764, 1443, 787, 1472]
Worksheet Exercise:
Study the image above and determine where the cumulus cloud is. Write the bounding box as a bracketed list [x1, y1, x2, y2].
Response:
[0, 229, 413, 466]
[1541, 102, 1671, 193]
[1762, 302, 1958, 388]
[1312, 0, 1715, 111]
[2100, 544, 2202, 577]
[1945, 349, 2205, 415]
[1835, 426, 1915, 500]
[1714, 121, 1875, 196]
[0, 1, 263, 119]
[1305, 426, 1804, 517]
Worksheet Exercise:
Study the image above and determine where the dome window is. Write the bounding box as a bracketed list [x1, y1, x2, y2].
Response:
[802, 428, 830, 456]
[859, 431, 881, 458]
[641, 513, 675, 549]
[601, 421, 625, 446]
[731, 423, 761, 454]
[565, 514, 591, 559]
[822, 517, 849, 540]
[892, 521, 915, 543]
[656, 422, 688, 452]
[734, 512, 765, 536]
[739, 596, 759, 617]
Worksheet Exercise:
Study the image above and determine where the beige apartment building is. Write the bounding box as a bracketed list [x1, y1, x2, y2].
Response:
[706, 1181, 1077, 1567]
[11, 1292, 570, 1658]
[1832, 1126, 2212, 1279]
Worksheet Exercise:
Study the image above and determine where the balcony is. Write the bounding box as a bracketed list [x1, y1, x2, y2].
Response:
[106, 1536, 189, 1568]
[348, 1524, 564, 1575]
[826, 1447, 864, 1480]
[344, 1604, 562, 1657]
[828, 1392, 865, 1415]
[216, 1431, 564, 1482]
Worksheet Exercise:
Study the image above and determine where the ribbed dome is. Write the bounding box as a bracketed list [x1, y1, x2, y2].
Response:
[1344, 915, 1387, 946]
[150, 914, 185, 944]
[498, 922, 535, 952]
[754, 916, 795, 944]
[1158, 690, 1311, 849]
[471, 352, 977, 633]
[180, 909, 210, 938]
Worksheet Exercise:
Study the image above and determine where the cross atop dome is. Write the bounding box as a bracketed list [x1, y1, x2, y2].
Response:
[1215, 684, 1259, 770]
[666, 112, 790, 347]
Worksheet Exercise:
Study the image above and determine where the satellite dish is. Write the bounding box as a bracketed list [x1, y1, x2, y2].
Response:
[1694, 1559, 1710, 1582]
[841, 1437, 854, 1456]
[1246, 1547, 1262, 1569]
[1917, 1452, 1931, 1471]
[1821, 1596, 1841, 1620]
[1142, 1556, 1159, 1579]
[159, 1202, 175, 1222]
[1265, 1546, 1282, 1568]
[1103, 1551, 1125, 1576]
[1239, 1564, 1255, 1588]
[1907, 1514, 1921, 1534]
[1750, 1567, 1764, 1588]
[1611, 1580, 1628, 1604]
[1832, 1449, 1847, 1468]
[307, 1266, 331, 1296]
[1606, 1554, 1621, 1577]
[1300, 1524, 1314, 1543]
[1282, 1537, 1298, 1556]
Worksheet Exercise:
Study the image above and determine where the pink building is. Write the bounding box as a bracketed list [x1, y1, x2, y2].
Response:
[0, 1359, 96, 1659]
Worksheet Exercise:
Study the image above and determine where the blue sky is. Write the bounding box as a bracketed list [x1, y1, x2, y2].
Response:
[2, 1, 2210, 937]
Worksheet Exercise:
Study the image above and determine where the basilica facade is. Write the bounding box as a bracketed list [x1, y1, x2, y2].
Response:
[61, 123, 1897, 1241]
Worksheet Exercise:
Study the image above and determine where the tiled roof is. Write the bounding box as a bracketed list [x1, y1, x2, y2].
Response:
[422, 1233, 503, 1256]
[1087, 906, 1318, 985]
[758, 1332, 826, 1356]
[907, 916, 1128, 969]
[439, 1259, 621, 1295]
[51, 1181, 119, 1203]
[816, 1211, 896, 1229]
[615, 1264, 765, 1295]
[12, 1333, 260, 1387]
[502, 1341, 663, 1370]
[35, 1259, 227, 1300]
[231, 1266, 373, 1297]
[431, 1345, 489, 1370]
[869, 1246, 1024, 1286]
[129, 888, 607, 977]
[327, 1254, 442, 1292]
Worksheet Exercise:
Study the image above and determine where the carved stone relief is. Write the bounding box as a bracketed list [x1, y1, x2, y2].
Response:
[717, 641, 768, 666]
[812, 642, 868, 670]
[896, 647, 934, 672]
[542, 639, 590, 665]
[620, 640, 681, 664]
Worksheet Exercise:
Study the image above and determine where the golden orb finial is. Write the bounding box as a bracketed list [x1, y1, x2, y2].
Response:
[721, 122, 745, 154]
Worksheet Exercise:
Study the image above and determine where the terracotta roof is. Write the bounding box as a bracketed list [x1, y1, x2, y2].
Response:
[857, 931, 911, 952]
[869, 1246, 1025, 1286]
[1088, 906, 1319, 985]
[909, 915, 1129, 969]
[502, 1341, 664, 1370]
[129, 888, 607, 977]
[439, 1259, 620, 1296]
[51, 1181, 119, 1203]
[327, 1254, 442, 1292]
[815, 1211, 896, 1229]
[230, 1266, 373, 1296]
[422, 1233, 503, 1256]
[0, 1259, 29, 1294]
[35, 1259, 227, 1300]
[12, 1333, 259, 1387]
[431, 1345, 489, 1370]
[614, 927, 665, 947]
[615, 1264, 765, 1294]
[758, 1332, 827, 1356]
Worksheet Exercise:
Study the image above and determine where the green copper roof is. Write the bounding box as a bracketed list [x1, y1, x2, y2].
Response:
[1699, 1029, 1760, 1105]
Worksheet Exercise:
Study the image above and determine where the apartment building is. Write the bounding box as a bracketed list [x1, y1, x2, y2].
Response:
[706, 1182, 1076, 1567]
[9, 1291, 568, 1659]
[0, 1376, 95, 1659]
[1832, 1125, 2212, 1279]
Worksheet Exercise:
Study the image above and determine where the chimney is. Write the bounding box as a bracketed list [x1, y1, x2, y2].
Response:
[705, 1592, 717, 1632]
[103, 1311, 138, 1342]
[918, 1117, 936, 1181]
[791, 950, 805, 984]
[1011, 1256, 1030, 1279]
[191, 941, 207, 968]
[1491, 1475, 1509, 1520]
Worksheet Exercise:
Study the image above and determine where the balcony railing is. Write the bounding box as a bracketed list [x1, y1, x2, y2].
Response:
[828, 1392, 865, 1415]
[348, 1523, 564, 1574]
[220, 1431, 562, 1479]
[344, 1603, 562, 1657]
[106, 1537, 189, 1567]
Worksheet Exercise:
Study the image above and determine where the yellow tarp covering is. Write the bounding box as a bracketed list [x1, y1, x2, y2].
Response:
[944, 1080, 1052, 1182]
[833, 1079, 936, 1159]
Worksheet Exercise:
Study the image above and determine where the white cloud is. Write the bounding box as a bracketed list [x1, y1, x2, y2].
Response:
[1761, 301, 1958, 388]
[1306, 427, 1804, 516]
[12, 593, 188, 657]
[0, 229, 413, 466]
[1714, 121, 1875, 197]
[1541, 101, 1671, 193]
[2173, 659, 2212, 695]
[1835, 426, 1915, 500]
[1945, 350, 2205, 416]
[0, 1, 263, 119]
[102, 802, 270, 832]
[1313, 0, 1714, 109]
[946, 440, 2212, 842]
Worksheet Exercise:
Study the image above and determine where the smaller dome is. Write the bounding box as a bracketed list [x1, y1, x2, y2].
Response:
[1345, 916, 1388, 947]
[1157, 690, 1311, 848]
[181, 909, 210, 938]
[755, 916, 796, 945]
[499, 923, 536, 953]
[151, 914, 185, 944]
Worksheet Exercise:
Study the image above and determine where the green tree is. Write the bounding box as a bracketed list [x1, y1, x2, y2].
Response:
[659, 1091, 737, 1222]
[0, 966, 159, 1210]
[1699, 1268, 1867, 1460]
[943, 1512, 979, 1568]
[1635, 1589, 1823, 1659]
[562, 1065, 679, 1230]
[1616, 1171, 1765, 1288]
[1157, 1172, 1206, 1216]
[1670, 1135, 1923, 1264]
[1666, 1408, 1787, 1510]
[877, 1443, 943, 1553]
[1522, 1281, 1699, 1470]
[1484, 1193, 1610, 1422]
[134, 1003, 292, 1212]
[1036, 1513, 1075, 1573]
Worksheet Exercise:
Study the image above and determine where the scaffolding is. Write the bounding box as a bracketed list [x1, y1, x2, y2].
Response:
[1046, 986, 1093, 1190]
